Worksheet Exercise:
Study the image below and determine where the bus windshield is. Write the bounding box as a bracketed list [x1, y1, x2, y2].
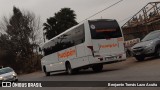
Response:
[89, 20, 122, 39]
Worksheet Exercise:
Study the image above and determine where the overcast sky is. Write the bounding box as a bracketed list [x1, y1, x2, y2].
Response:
[0, 0, 159, 29]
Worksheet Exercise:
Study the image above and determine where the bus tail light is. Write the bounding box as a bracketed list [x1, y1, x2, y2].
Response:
[87, 46, 93, 50]
[87, 46, 94, 57]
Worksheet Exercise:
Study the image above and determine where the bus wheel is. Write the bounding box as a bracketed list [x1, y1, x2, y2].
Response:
[45, 72, 50, 76]
[73, 69, 79, 74]
[92, 64, 103, 72]
[66, 62, 73, 75]
[43, 66, 50, 76]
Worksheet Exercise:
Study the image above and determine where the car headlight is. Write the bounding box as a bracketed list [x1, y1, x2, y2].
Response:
[0, 76, 3, 80]
[12, 73, 17, 76]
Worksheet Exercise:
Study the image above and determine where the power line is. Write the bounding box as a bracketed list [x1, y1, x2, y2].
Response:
[119, 15, 133, 24]
[79, 0, 124, 23]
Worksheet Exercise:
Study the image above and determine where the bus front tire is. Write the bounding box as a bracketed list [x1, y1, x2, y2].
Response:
[43, 66, 50, 76]
[66, 62, 74, 75]
[92, 64, 103, 72]
[45, 72, 50, 76]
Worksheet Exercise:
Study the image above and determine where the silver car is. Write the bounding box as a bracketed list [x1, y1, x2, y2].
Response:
[0, 67, 18, 82]
[131, 30, 160, 61]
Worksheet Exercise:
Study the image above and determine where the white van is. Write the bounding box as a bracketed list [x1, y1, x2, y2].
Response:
[41, 19, 126, 76]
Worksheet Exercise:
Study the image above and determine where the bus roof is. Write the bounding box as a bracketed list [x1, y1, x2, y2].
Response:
[88, 19, 116, 22]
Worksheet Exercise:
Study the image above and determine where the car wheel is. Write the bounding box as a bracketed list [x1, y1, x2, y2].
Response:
[92, 64, 103, 72]
[155, 47, 160, 57]
[15, 79, 18, 82]
[13, 76, 18, 82]
[135, 55, 145, 61]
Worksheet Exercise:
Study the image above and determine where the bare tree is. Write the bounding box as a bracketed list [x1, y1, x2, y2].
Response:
[24, 11, 43, 52]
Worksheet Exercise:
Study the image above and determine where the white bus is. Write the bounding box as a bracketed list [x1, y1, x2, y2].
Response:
[41, 19, 126, 76]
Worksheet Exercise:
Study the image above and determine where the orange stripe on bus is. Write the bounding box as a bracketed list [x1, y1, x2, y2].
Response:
[100, 43, 118, 49]
[58, 49, 76, 59]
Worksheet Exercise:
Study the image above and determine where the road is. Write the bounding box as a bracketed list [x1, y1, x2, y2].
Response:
[3, 57, 160, 90]
[19, 57, 160, 81]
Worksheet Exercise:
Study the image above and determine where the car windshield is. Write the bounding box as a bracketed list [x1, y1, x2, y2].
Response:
[0, 69, 5, 74]
[141, 30, 160, 42]
[0, 67, 13, 75]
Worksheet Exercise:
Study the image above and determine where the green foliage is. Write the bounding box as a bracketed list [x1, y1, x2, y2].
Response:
[43, 8, 78, 40]
[7, 7, 32, 58]
[0, 34, 16, 67]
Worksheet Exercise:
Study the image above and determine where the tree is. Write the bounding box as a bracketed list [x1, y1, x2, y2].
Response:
[0, 6, 42, 73]
[0, 34, 15, 67]
[43, 8, 78, 40]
